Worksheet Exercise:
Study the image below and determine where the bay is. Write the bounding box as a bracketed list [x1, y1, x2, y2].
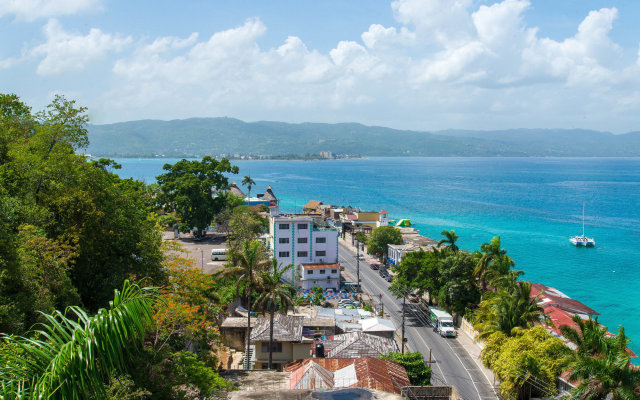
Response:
[115, 156, 640, 358]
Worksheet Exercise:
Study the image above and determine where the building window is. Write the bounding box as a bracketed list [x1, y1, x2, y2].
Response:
[307, 270, 313, 275]
[261, 342, 282, 353]
[297, 251, 308, 257]
[278, 251, 290, 258]
[315, 250, 326, 257]
[315, 237, 326, 243]
[331, 269, 337, 274]
[320, 270, 326, 275]
[297, 223, 308, 230]
[278, 223, 290, 230]
[278, 237, 289, 244]
[298, 237, 308, 244]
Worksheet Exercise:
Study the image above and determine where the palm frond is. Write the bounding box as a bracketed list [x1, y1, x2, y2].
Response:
[0, 280, 157, 400]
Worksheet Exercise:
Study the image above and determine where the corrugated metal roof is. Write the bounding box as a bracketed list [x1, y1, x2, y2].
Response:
[220, 317, 255, 328]
[324, 331, 398, 358]
[529, 282, 599, 316]
[287, 357, 410, 394]
[360, 317, 396, 332]
[250, 314, 303, 342]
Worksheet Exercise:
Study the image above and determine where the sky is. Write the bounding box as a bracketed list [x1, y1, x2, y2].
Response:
[1, 0, 640, 133]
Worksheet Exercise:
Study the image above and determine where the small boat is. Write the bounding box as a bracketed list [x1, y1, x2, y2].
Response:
[570, 203, 595, 247]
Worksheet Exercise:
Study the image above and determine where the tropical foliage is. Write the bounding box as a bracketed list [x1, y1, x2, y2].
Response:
[380, 352, 432, 386]
[473, 282, 548, 338]
[481, 327, 570, 400]
[561, 316, 640, 400]
[0, 281, 157, 400]
[254, 260, 296, 369]
[0, 94, 164, 331]
[156, 156, 239, 234]
[367, 225, 403, 260]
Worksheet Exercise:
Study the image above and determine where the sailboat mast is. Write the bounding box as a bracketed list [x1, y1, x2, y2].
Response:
[582, 202, 585, 237]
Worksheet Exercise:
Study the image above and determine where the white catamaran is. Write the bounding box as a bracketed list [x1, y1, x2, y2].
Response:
[570, 203, 595, 247]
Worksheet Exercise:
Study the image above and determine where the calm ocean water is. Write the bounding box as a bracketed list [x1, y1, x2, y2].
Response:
[115, 157, 640, 357]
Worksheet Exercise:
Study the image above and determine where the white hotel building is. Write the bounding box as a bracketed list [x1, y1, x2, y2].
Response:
[268, 214, 340, 289]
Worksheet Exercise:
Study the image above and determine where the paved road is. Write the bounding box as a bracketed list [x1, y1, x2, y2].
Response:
[338, 242, 498, 400]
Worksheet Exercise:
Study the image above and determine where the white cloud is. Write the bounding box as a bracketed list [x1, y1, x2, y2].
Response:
[33, 19, 131, 75]
[0, 0, 103, 21]
[75, 1, 639, 132]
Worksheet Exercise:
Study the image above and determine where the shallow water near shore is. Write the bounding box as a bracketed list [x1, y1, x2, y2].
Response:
[115, 156, 640, 360]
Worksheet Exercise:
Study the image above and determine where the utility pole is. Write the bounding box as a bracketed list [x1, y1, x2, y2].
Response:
[355, 239, 360, 293]
[201, 249, 204, 271]
[401, 290, 406, 354]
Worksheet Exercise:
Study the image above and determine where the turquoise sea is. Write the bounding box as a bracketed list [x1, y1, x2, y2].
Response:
[115, 157, 640, 358]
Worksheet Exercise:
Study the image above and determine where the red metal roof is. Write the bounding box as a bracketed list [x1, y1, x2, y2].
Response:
[529, 282, 599, 316]
[286, 357, 410, 394]
[379, 209, 389, 214]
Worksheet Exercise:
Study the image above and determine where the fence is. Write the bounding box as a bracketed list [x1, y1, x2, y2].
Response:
[460, 317, 485, 350]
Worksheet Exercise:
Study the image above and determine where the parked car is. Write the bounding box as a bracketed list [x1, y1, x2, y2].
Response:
[384, 273, 393, 282]
[379, 268, 391, 280]
[369, 263, 380, 270]
[356, 254, 365, 260]
[408, 291, 421, 303]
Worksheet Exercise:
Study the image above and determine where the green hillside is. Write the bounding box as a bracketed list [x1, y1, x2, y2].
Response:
[86, 118, 640, 157]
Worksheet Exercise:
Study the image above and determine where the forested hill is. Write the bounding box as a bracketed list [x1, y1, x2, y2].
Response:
[87, 117, 640, 157]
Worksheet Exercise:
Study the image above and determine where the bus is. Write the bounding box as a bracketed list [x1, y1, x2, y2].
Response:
[211, 248, 228, 261]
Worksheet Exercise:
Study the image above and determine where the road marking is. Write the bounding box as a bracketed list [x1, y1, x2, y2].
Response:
[337, 246, 449, 384]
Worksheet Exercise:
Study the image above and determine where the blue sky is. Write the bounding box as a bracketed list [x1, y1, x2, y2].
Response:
[1, 0, 639, 133]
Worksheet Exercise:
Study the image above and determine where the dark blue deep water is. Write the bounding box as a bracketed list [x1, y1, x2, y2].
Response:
[115, 157, 640, 357]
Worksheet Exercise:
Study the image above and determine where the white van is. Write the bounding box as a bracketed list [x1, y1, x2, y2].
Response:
[211, 248, 228, 261]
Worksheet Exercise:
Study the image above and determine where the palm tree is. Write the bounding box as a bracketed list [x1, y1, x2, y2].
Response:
[560, 315, 610, 357]
[0, 281, 156, 399]
[242, 175, 255, 203]
[473, 236, 518, 294]
[475, 282, 548, 338]
[560, 317, 640, 399]
[253, 259, 296, 369]
[215, 240, 269, 368]
[438, 229, 459, 253]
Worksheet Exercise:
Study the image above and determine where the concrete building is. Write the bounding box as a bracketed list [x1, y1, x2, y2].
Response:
[300, 263, 341, 290]
[387, 243, 421, 266]
[377, 209, 389, 227]
[269, 214, 339, 281]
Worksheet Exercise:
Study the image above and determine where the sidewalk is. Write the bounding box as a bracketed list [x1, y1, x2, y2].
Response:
[456, 329, 499, 391]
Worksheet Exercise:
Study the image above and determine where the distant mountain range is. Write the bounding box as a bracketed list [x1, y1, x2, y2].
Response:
[86, 118, 640, 157]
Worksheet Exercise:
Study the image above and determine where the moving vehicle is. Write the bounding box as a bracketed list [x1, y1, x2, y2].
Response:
[430, 307, 456, 338]
[211, 248, 228, 261]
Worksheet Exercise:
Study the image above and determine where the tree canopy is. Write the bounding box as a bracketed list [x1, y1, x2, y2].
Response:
[156, 156, 239, 234]
[367, 225, 403, 260]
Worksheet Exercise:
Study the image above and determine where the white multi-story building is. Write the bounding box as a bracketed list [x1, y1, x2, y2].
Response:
[300, 263, 341, 290]
[269, 214, 339, 283]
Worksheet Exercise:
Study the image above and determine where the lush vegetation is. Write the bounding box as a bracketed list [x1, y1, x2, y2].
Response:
[560, 316, 640, 400]
[156, 156, 238, 235]
[0, 94, 256, 398]
[392, 230, 638, 399]
[380, 352, 432, 386]
[481, 327, 570, 399]
[87, 117, 640, 157]
[367, 225, 403, 261]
